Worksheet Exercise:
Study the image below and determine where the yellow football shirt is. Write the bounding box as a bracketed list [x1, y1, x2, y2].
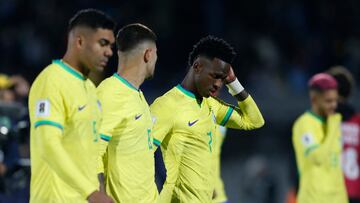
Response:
[292, 111, 348, 203]
[97, 73, 158, 203]
[29, 60, 101, 203]
[212, 125, 227, 203]
[151, 84, 264, 203]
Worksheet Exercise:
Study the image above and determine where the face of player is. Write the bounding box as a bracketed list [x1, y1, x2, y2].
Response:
[194, 57, 230, 98]
[82, 28, 115, 72]
[145, 43, 158, 79]
[313, 89, 338, 117]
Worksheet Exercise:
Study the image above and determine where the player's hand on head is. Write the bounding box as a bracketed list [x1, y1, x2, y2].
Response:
[88, 191, 114, 203]
[225, 66, 236, 84]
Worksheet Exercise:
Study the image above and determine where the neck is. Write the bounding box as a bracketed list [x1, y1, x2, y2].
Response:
[311, 105, 325, 118]
[62, 51, 89, 77]
[181, 71, 201, 99]
[117, 62, 146, 89]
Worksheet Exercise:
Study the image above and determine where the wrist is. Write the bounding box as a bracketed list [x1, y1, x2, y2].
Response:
[226, 78, 244, 96]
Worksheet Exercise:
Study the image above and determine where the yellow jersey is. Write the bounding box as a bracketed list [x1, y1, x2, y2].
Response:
[292, 111, 348, 203]
[212, 125, 227, 203]
[151, 84, 264, 203]
[29, 60, 101, 203]
[97, 73, 158, 203]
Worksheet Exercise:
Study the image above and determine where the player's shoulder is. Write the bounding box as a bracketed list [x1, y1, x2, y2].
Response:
[97, 76, 117, 91]
[151, 86, 179, 109]
[206, 96, 226, 107]
[97, 75, 135, 98]
[293, 111, 321, 131]
[293, 112, 310, 127]
[32, 62, 65, 88]
[349, 113, 360, 124]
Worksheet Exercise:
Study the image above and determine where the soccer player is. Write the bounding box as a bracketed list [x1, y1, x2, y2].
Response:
[328, 67, 360, 203]
[151, 36, 265, 202]
[292, 73, 348, 203]
[97, 23, 158, 202]
[28, 9, 115, 203]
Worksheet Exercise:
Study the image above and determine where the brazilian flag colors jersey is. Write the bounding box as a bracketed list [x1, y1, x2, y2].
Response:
[97, 73, 158, 203]
[151, 85, 264, 203]
[212, 125, 227, 203]
[292, 111, 348, 203]
[28, 60, 101, 203]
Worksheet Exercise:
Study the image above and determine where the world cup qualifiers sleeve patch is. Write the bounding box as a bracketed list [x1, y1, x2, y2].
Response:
[301, 133, 315, 147]
[36, 99, 50, 117]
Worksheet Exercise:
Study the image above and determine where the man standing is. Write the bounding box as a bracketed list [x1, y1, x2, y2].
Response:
[292, 73, 348, 203]
[97, 23, 158, 203]
[28, 9, 115, 203]
[151, 36, 264, 202]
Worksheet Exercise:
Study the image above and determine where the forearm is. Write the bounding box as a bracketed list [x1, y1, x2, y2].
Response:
[36, 126, 97, 198]
[224, 77, 264, 129]
[307, 114, 341, 165]
[223, 96, 264, 130]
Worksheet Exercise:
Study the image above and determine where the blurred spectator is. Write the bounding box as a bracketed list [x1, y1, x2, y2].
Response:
[328, 66, 360, 203]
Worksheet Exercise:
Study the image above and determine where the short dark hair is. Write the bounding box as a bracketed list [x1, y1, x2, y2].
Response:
[116, 23, 157, 52]
[68, 9, 115, 32]
[188, 35, 236, 67]
[327, 66, 355, 99]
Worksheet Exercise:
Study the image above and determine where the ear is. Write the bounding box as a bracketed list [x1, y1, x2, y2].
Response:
[75, 35, 84, 49]
[193, 58, 203, 73]
[144, 49, 151, 63]
[310, 91, 318, 104]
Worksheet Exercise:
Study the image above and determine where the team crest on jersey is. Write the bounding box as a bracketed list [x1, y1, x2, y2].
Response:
[36, 99, 50, 117]
[301, 133, 315, 147]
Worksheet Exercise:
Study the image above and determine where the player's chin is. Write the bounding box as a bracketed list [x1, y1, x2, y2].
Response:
[93, 64, 105, 72]
[326, 109, 336, 116]
[203, 92, 211, 98]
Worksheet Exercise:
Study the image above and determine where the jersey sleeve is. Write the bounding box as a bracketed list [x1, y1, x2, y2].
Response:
[97, 86, 125, 174]
[30, 76, 65, 131]
[150, 97, 174, 150]
[208, 95, 265, 130]
[292, 119, 321, 160]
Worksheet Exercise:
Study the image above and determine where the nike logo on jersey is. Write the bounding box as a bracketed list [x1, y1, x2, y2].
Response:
[78, 105, 87, 111]
[188, 119, 199, 126]
[135, 114, 142, 120]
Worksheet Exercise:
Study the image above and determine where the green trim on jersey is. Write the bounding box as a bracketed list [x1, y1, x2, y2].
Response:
[100, 133, 111, 142]
[34, 120, 64, 131]
[307, 110, 325, 123]
[113, 73, 139, 91]
[304, 144, 320, 156]
[176, 84, 196, 99]
[153, 138, 161, 147]
[53, 59, 86, 81]
[220, 107, 234, 126]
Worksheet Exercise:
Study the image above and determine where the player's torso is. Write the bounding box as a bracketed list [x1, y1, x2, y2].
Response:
[342, 114, 360, 198]
[102, 75, 154, 155]
[99, 75, 157, 202]
[161, 87, 217, 201]
[296, 113, 346, 202]
[29, 61, 101, 202]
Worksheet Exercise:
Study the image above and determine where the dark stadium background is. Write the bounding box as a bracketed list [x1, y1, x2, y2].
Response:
[0, 0, 359, 202]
